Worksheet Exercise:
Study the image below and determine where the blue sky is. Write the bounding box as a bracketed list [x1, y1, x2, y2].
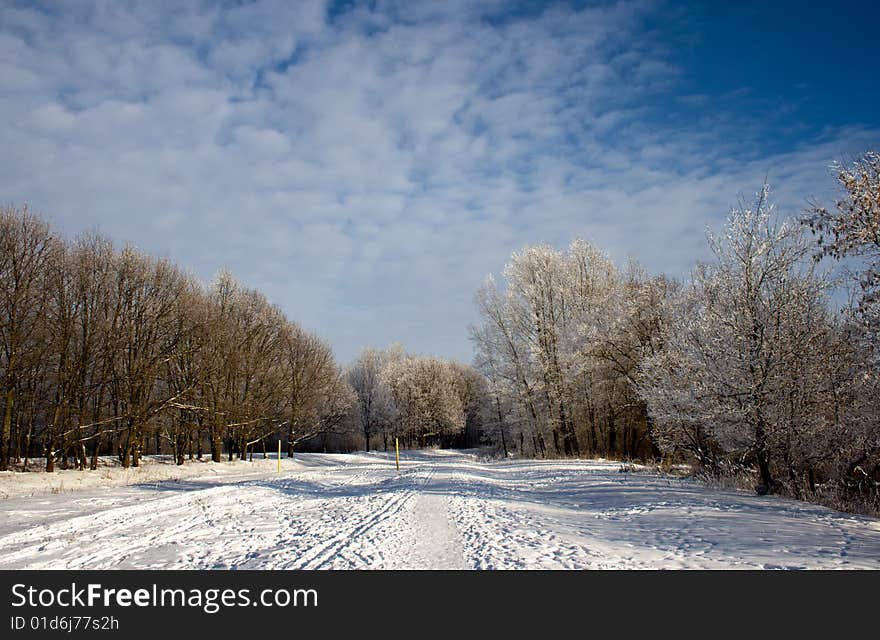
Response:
[2, 0, 878, 363]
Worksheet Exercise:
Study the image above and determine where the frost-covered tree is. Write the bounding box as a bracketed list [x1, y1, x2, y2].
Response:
[345, 346, 482, 451]
[472, 240, 660, 459]
[639, 186, 832, 492]
[381, 356, 464, 446]
[802, 152, 880, 502]
[587, 265, 677, 459]
[347, 347, 397, 451]
[805, 151, 880, 346]
[503, 244, 582, 456]
[447, 360, 490, 448]
[471, 275, 545, 455]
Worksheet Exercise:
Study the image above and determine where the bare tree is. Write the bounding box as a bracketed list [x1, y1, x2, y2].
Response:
[0, 206, 53, 471]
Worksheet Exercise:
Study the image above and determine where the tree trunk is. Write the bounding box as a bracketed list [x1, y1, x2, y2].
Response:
[121, 436, 131, 469]
[644, 411, 662, 461]
[23, 421, 33, 468]
[756, 452, 773, 493]
[753, 419, 774, 493]
[176, 436, 185, 465]
[608, 414, 617, 456]
[787, 462, 801, 499]
[588, 411, 598, 457]
[557, 399, 579, 457]
[12, 418, 20, 464]
[210, 430, 222, 462]
[287, 424, 295, 458]
[494, 397, 508, 458]
[90, 435, 100, 470]
[1, 386, 15, 471]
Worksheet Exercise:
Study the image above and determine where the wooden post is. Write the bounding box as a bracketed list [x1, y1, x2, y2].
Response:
[277, 440, 281, 473]
[395, 437, 400, 472]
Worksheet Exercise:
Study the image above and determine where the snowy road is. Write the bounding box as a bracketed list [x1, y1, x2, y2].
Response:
[1, 450, 878, 569]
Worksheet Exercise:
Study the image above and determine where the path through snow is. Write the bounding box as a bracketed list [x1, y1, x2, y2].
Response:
[0, 450, 877, 569]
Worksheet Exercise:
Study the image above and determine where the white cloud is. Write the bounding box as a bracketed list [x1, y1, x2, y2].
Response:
[1, 0, 877, 363]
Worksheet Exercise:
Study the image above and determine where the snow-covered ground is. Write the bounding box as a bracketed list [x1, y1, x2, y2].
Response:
[0, 455, 287, 500]
[0, 450, 878, 569]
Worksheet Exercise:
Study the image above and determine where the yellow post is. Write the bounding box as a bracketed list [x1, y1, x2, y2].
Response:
[395, 437, 400, 472]
[277, 440, 281, 473]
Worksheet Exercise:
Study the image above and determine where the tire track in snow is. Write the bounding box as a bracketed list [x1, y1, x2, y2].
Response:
[0, 459, 405, 569]
[291, 467, 434, 570]
[0, 485, 241, 569]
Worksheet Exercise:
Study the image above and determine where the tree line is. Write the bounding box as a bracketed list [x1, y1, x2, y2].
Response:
[0, 208, 485, 471]
[0, 209, 353, 471]
[470, 151, 879, 512]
